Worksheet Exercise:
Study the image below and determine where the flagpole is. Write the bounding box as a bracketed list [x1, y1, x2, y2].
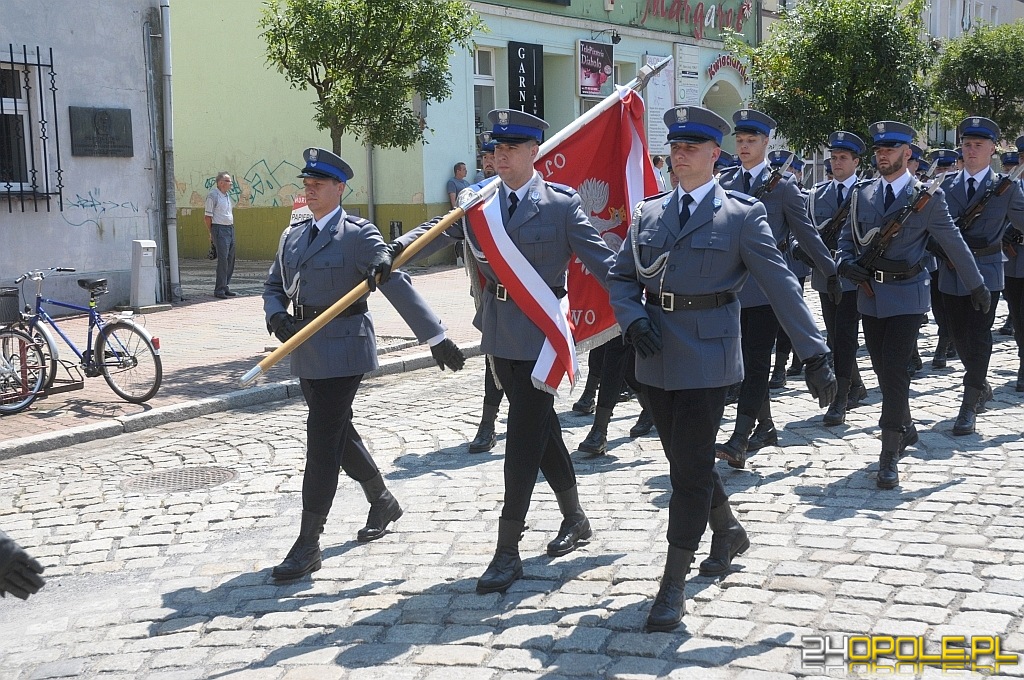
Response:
[237, 55, 672, 387]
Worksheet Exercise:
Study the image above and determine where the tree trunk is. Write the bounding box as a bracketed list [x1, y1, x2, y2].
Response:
[330, 125, 343, 156]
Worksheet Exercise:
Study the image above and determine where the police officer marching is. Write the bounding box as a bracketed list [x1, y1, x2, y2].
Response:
[836, 121, 989, 489]
[936, 117, 1024, 433]
[714, 110, 842, 468]
[803, 131, 871, 424]
[1002, 136, 1024, 391]
[387, 110, 617, 595]
[608, 106, 836, 632]
[262, 148, 466, 581]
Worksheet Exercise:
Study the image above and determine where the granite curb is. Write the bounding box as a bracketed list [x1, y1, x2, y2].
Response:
[0, 343, 482, 461]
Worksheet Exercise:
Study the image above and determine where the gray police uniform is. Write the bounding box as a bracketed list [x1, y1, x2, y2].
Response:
[1004, 141, 1024, 391]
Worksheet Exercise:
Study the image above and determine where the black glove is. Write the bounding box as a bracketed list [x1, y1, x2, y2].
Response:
[207, 243, 217, 260]
[1004, 228, 1022, 247]
[0, 532, 45, 600]
[803, 353, 837, 409]
[793, 245, 816, 268]
[268, 311, 298, 343]
[430, 338, 466, 371]
[365, 248, 395, 292]
[838, 260, 871, 284]
[826, 275, 843, 305]
[971, 284, 991, 314]
[626, 318, 662, 359]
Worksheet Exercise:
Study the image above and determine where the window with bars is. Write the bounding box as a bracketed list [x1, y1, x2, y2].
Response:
[1, 45, 63, 212]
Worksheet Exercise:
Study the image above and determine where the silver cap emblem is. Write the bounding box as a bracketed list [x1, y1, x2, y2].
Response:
[740, 110, 749, 120]
[677, 108, 688, 123]
[498, 111, 509, 125]
[308, 148, 318, 160]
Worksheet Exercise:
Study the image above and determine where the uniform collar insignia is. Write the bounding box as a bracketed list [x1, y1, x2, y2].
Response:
[530, 190, 540, 201]
[712, 197, 722, 209]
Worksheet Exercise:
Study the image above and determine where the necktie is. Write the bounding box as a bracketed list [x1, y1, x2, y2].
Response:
[679, 194, 694, 227]
[836, 184, 845, 205]
[508, 192, 519, 218]
[743, 171, 752, 194]
[884, 184, 895, 211]
[967, 177, 976, 202]
[309, 223, 320, 245]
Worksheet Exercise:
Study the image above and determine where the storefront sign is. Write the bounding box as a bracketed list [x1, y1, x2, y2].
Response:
[640, 0, 753, 41]
[579, 40, 614, 99]
[707, 53, 748, 83]
[645, 54, 674, 154]
[674, 44, 700, 106]
[509, 42, 544, 118]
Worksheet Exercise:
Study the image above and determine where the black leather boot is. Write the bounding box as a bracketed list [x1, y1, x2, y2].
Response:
[746, 399, 777, 453]
[271, 510, 326, 581]
[716, 415, 755, 469]
[477, 518, 525, 594]
[932, 335, 949, 369]
[357, 473, 403, 542]
[907, 345, 923, 376]
[998, 319, 1014, 335]
[847, 371, 868, 410]
[786, 354, 803, 376]
[724, 381, 741, 406]
[469, 404, 499, 453]
[975, 381, 993, 413]
[768, 355, 787, 389]
[645, 546, 695, 632]
[877, 430, 901, 489]
[901, 423, 919, 454]
[546, 485, 592, 556]
[577, 407, 612, 457]
[1017, 364, 1023, 393]
[698, 502, 750, 577]
[572, 387, 597, 415]
[952, 386, 984, 436]
[823, 378, 851, 426]
[629, 410, 653, 437]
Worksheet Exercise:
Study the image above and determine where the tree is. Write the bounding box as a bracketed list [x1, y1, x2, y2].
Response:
[259, 0, 483, 153]
[728, 0, 933, 155]
[931, 21, 1024, 141]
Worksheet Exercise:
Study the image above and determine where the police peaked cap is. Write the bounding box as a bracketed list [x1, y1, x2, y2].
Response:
[928, 148, 958, 167]
[664, 106, 731, 145]
[828, 131, 866, 157]
[768, 149, 803, 171]
[958, 116, 1000, 141]
[869, 121, 916, 148]
[488, 109, 548, 143]
[731, 109, 776, 136]
[298, 148, 353, 182]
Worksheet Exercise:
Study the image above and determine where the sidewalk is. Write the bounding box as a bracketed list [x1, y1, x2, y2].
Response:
[0, 260, 481, 458]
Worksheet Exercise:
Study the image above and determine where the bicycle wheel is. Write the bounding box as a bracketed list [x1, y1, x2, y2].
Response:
[0, 328, 46, 415]
[95, 321, 162, 403]
[12, 321, 58, 391]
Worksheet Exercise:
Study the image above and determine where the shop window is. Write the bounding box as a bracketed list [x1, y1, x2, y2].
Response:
[474, 48, 497, 136]
[1, 46, 63, 212]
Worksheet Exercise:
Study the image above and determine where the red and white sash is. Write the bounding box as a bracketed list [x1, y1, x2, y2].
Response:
[471, 184, 578, 394]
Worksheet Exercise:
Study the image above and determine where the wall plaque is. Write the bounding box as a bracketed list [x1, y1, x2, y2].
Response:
[69, 106, 133, 157]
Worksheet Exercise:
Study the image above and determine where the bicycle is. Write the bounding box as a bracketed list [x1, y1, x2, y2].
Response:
[0, 326, 47, 415]
[7, 268, 163, 404]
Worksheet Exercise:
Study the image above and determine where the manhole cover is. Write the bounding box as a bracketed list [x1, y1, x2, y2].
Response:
[123, 466, 238, 493]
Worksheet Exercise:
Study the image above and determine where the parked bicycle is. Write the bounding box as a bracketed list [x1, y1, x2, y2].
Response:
[0, 326, 47, 415]
[4, 268, 163, 406]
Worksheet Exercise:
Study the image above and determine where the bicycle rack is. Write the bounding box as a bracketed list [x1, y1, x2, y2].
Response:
[39, 359, 85, 399]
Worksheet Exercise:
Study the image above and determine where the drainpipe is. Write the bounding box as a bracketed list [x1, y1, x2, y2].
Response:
[365, 143, 376, 224]
[160, 0, 183, 301]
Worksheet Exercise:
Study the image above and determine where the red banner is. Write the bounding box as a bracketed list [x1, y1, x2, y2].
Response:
[535, 90, 660, 347]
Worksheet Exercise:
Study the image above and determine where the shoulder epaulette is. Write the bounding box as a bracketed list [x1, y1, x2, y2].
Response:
[853, 178, 873, 187]
[813, 180, 831, 190]
[345, 214, 371, 227]
[545, 181, 576, 196]
[289, 216, 313, 227]
[724, 190, 758, 205]
[644, 190, 672, 203]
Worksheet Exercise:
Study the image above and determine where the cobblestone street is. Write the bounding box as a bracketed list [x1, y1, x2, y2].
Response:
[2, 321, 1024, 678]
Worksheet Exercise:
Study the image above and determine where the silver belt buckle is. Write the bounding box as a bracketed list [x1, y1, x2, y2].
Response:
[873, 271, 884, 283]
[495, 283, 507, 301]
[293, 304, 305, 321]
[661, 292, 675, 312]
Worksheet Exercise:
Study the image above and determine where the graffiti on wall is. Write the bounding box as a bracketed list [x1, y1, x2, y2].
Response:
[61, 188, 140, 228]
[181, 158, 304, 210]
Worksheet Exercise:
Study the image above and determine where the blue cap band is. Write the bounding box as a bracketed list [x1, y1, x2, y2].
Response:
[961, 125, 996, 140]
[872, 131, 913, 145]
[734, 121, 772, 136]
[831, 140, 861, 154]
[492, 124, 543, 142]
[668, 122, 724, 145]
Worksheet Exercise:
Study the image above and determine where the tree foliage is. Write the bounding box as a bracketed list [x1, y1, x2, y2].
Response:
[931, 21, 1024, 141]
[260, 0, 483, 153]
[728, 0, 933, 155]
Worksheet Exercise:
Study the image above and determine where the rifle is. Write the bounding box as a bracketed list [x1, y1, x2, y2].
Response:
[751, 153, 794, 199]
[956, 163, 1024, 232]
[818, 187, 856, 252]
[854, 176, 945, 298]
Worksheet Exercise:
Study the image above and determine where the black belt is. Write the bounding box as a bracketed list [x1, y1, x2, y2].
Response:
[292, 300, 367, 321]
[647, 290, 736, 312]
[485, 281, 567, 301]
[872, 263, 924, 283]
[1008, 232, 1024, 245]
[971, 243, 1002, 257]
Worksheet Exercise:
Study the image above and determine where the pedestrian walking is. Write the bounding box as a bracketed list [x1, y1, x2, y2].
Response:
[263, 147, 466, 581]
[608, 105, 836, 632]
[205, 172, 237, 298]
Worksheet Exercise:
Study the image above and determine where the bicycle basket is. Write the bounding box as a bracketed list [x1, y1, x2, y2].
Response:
[0, 287, 19, 324]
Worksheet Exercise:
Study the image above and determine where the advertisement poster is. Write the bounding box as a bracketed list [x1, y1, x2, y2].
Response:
[578, 40, 614, 99]
[644, 54, 674, 156]
[673, 43, 701, 106]
[508, 42, 544, 117]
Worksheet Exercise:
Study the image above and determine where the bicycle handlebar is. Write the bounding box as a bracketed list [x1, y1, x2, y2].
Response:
[14, 267, 76, 284]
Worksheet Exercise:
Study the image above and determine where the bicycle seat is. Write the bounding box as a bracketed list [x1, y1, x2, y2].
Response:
[77, 278, 109, 295]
